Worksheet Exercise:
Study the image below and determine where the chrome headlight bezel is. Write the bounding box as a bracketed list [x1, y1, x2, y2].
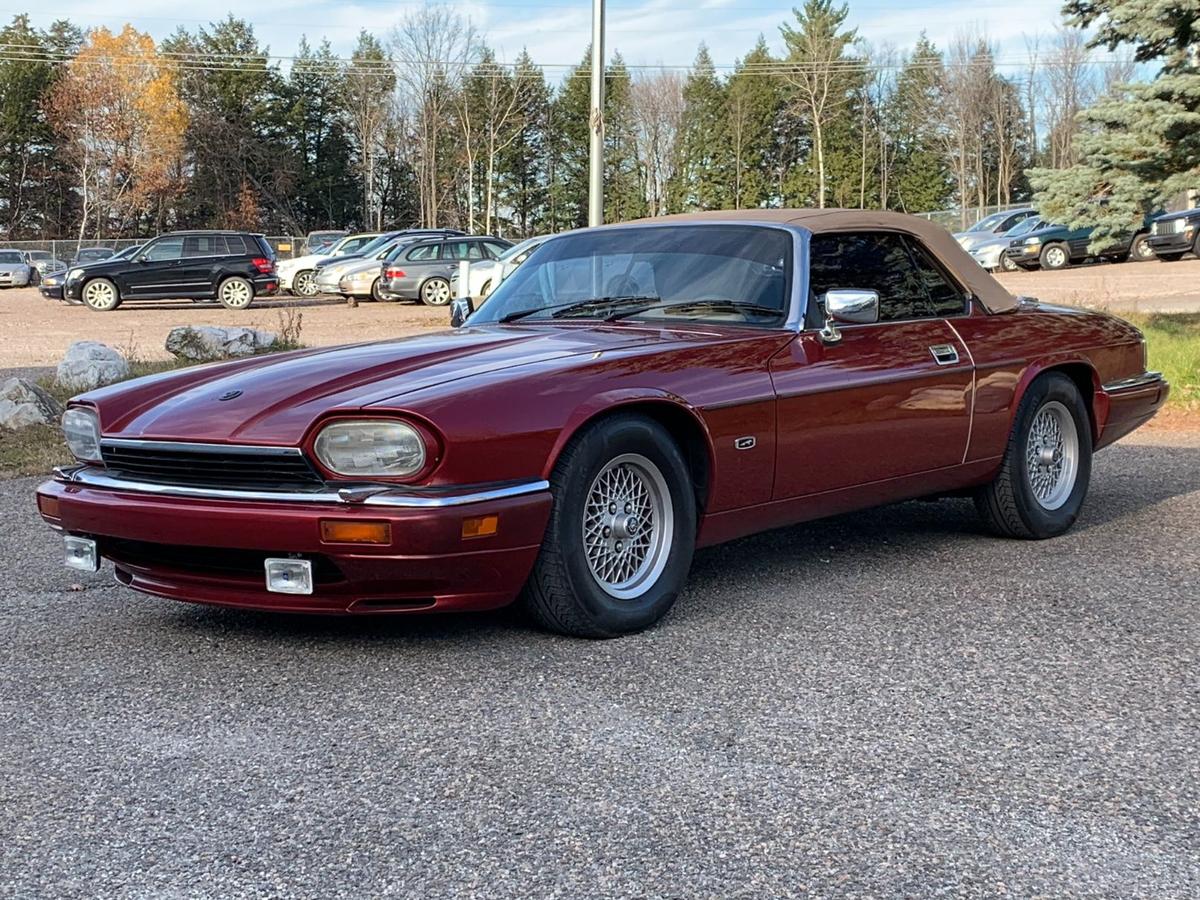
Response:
[62, 407, 102, 462]
[311, 418, 431, 480]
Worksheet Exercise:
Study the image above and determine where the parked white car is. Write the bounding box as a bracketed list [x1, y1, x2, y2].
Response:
[0, 249, 35, 287]
[450, 235, 551, 301]
[277, 232, 380, 296]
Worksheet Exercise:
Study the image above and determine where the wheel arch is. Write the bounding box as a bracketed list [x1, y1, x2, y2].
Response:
[544, 393, 715, 518]
[1011, 360, 1101, 445]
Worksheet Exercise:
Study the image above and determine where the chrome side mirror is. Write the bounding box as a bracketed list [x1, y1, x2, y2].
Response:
[818, 289, 879, 344]
[449, 297, 474, 328]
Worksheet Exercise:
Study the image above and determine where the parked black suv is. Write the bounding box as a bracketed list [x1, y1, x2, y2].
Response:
[63, 231, 279, 311]
[1146, 209, 1200, 261]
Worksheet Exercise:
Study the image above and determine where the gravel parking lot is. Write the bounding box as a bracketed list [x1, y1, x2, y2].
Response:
[3, 256, 1199, 368]
[2, 431, 1197, 897]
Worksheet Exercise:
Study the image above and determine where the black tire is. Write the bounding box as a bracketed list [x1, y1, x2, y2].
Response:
[1039, 243, 1071, 270]
[999, 254, 1018, 272]
[1130, 233, 1155, 262]
[974, 372, 1092, 540]
[292, 269, 317, 297]
[420, 277, 452, 307]
[370, 277, 385, 302]
[522, 413, 697, 638]
[479, 279, 493, 299]
[1157, 251, 1185, 262]
[217, 276, 254, 310]
[81, 277, 121, 312]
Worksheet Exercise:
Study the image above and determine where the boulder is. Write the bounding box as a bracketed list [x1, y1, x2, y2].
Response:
[165, 325, 278, 361]
[0, 377, 63, 429]
[56, 341, 130, 391]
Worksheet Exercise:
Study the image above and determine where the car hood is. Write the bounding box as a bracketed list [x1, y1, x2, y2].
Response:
[0, 263, 28, 273]
[334, 258, 383, 277]
[85, 325, 691, 445]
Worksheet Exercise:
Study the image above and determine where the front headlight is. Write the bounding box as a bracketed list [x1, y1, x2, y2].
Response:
[1023, 237, 1042, 246]
[62, 407, 102, 462]
[66, 268, 84, 281]
[313, 419, 428, 478]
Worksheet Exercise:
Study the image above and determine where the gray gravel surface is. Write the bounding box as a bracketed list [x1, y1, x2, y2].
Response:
[2, 433, 1198, 898]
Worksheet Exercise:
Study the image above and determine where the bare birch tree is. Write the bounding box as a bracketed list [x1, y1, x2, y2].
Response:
[630, 71, 685, 216]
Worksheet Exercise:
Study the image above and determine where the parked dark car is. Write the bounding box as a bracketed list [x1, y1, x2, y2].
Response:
[63, 231, 278, 311]
[1003, 218, 1154, 270]
[70, 247, 116, 266]
[1145, 209, 1200, 261]
[379, 236, 513, 306]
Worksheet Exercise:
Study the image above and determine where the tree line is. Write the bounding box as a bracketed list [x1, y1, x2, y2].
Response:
[0, 1, 1161, 241]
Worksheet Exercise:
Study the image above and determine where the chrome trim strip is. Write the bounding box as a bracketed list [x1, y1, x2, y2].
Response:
[54, 465, 550, 508]
[99, 438, 304, 457]
[1103, 371, 1164, 393]
[944, 319, 977, 466]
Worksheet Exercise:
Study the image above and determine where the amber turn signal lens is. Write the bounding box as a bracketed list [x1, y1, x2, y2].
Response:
[319, 520, 391, 545]
[38, 495, 61, 519]
[461, 515, 499, 539]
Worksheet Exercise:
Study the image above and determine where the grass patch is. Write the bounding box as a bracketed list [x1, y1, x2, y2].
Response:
[0, 424, 68, 478]
[1122, 312, 1200, 409]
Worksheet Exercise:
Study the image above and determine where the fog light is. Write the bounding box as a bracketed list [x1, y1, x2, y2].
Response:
[64, 536, 99, 572]
[461, 515, 499, 539]
[320, 520, 391, 544]
[264, 558, 314, 595]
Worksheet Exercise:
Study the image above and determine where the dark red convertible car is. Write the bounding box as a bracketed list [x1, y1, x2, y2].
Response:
[37, 210, 1168, 637]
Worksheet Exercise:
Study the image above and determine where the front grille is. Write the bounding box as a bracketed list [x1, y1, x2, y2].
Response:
[1153, 218, 1186, 236]
[102, 537, 344, 583]
[100, 441, 325, 491]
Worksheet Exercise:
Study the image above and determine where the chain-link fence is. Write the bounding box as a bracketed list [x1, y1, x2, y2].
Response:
[0, 236, 308, 262]
[913, 203, 1031, 232]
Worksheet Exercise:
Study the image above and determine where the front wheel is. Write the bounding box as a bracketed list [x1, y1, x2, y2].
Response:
[217, 276, 254, 310]
[522, 414, 697, 638]
[292, 269, 318, 297]
[82, 278, 121, 311]
[1040, 243, 1070, 270]
[1130, 233, 1155, 261]
[420, 277, 451, 307]
[974, 372, 1092, 539]
[999, 254, 1018, 272]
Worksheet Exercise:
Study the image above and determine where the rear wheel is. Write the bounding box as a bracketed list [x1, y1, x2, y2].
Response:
[974, 372, 1092, 539]
[370, 277, 385, 302]
[522, 414, 697, 638]
[82, 278, 120, 312]
[217, 276, 254, 310]
[1040, 243, 1070, 270]
[292, 269, 317, 297]
[420, 277, 451, 307]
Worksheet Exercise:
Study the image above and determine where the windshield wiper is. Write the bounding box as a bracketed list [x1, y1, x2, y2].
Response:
[604, 299, 784, 321]
[498, 295, 661, 323]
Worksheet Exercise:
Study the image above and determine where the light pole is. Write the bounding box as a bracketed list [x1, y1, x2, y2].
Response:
[587, 0, 605, 227]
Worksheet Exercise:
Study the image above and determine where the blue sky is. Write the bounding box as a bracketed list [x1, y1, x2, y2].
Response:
[8, 0, 1070, 74]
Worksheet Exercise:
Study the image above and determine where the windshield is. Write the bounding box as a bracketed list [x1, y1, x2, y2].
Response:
[0, 251, 23, 263]
[471, 225, 792, 327]
[1006, 216, 1042, 238]
[968, 212, 1009, 233]
[499, 237, 543, 262]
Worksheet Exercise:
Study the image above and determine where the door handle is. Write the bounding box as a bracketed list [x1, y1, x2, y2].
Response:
[929, 344, 960, 366]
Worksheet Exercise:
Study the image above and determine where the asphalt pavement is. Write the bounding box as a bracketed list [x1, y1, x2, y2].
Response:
[2, 432, 1198, 898]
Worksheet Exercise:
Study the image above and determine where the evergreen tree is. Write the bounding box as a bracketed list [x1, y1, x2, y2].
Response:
[1031, 0, 1200, 248]
[669, 45, 731, 211]
[497, 50, 550, 235]
[604, 54, 647, 222]
[889, 36, 953, 212]
[726, 37, 786, 208]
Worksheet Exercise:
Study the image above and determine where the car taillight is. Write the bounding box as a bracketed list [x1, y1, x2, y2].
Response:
[252, 257, 274, 274]
[385, 267, 406, 279]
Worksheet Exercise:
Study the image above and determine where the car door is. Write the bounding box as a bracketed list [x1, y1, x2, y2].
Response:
[176, 234, 228, 296]
[391, 242, 442, 296]
[122, 236, 185, 296]
[769, 230, 975, 499]
[1067, 226, 1093, 260]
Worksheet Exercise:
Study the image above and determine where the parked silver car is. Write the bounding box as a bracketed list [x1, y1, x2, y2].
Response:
[953, 208, 1037, 252]
[24, 250, 67, 278]
[450, 235, 551, 301]
[969, 216, 1043, 271]
[379, 236, 512, 306]
[0, 249, 35, 287]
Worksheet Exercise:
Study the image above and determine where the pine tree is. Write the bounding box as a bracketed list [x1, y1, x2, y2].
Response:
[604, 54, 647, 222]
[889, 36, 953, 213]
[1030, 1, 1200, 248]
[726, 37, 786, 209]
[669, 45, 731, 211]
[497, 50, 550, 236]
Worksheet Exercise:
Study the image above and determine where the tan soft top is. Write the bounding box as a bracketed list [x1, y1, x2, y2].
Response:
[623, 208, 1018, 314]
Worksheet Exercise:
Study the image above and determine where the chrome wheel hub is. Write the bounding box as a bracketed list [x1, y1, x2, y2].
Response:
[222, 280, 251, 307]
[582, 453, 673, 600]
[1025, 400, 1079, 510]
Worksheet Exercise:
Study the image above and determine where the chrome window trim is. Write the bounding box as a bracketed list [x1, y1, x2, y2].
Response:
[1103, 372, 1164, 393]
[54, 465, 549, 509]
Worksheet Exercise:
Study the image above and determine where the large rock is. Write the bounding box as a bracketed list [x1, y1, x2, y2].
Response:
[165, 325, 278, 361]
[0, 377, 63, 429]
[56, 341, 130, 391]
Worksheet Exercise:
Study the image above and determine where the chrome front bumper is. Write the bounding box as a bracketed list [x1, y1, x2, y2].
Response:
[53, 464, 549, 509]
